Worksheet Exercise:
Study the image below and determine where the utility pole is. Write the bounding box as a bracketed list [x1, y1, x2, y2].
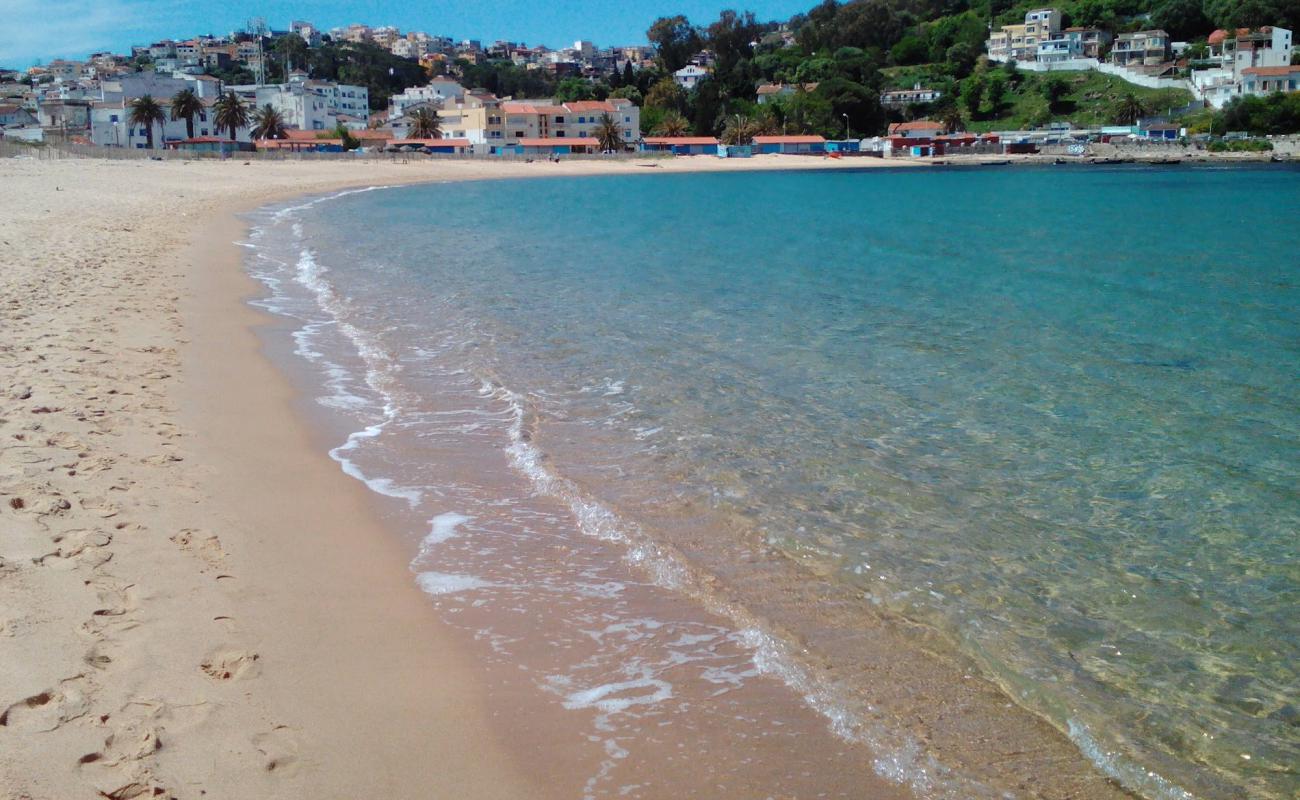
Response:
[248, 17, 268, 86]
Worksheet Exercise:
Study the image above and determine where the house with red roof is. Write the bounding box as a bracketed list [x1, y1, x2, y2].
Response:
[887, 120, 946, 140]
[641, 136, 720, 155]
[1241, 65, 1300, 96]
[752, 134, 826, 154]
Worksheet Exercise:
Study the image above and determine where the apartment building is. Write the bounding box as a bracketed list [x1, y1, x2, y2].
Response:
[389, 79, 466, 117]
[987, 8, 1062, 62]
[499, 98, 639, 147]
[1111, 30, 1172, 67]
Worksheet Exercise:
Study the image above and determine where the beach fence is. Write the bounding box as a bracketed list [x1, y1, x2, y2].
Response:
[0, 138, 671, 164]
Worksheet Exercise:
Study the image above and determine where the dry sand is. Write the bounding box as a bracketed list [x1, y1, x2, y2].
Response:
[0, 153, 920, 800]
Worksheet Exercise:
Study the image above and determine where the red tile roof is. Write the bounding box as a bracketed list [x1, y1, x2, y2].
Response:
[502, 102, 566, 115]
[888, 120, 944, 133]
[643, 136, 720, 145]
[563, 100, 615, 112]
[1242, 65, 1300, 76]
[752, 135, 826, 144]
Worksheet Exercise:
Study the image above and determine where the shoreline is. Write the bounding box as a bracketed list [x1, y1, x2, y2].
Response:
[233, 175, 1143, 799]
[0, 154, 1240, 798]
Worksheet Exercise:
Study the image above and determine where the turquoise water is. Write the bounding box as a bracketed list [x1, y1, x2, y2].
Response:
[254, 165, 1299, 799]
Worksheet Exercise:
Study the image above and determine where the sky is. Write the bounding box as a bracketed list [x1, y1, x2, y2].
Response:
[0, 0, 812, 67]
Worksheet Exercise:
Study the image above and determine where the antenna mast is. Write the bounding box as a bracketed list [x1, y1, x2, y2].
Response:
[248, 17, 269, 85]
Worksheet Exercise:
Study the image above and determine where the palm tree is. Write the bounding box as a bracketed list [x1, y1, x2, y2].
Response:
[939, 106, 964, 134]
[652, 110, 690, 137]
[170, 88, 203, 139]
[409, 106, 442, 139]
[213, 91, 249, 142]
[251, 104, 287, 140]
[720, 114, 758, 146]
[127, 95, 166, 149]
[594, 112, 623, 152]
[1114, 93, 1147, 126]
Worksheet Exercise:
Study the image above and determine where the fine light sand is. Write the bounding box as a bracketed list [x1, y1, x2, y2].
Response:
[0, 153, 918, 800]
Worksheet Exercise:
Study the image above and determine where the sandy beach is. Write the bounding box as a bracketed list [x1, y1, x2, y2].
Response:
[0, 153, 931, 800]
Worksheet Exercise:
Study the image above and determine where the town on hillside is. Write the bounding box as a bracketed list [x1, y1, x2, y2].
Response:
[2, 2, 1298, 161]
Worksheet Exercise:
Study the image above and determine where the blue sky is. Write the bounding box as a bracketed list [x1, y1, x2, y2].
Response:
[1, 0, 811, 67]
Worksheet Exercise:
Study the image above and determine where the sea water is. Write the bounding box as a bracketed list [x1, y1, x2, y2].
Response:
[245, 165, 1299, 799]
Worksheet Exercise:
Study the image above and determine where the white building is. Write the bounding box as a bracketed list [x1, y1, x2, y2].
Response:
[879, 84, 942, 109]
[1193, 26, 1293, 107]
[229, 75, 370, 129]
[389, 79, 466, 117]
[89, 97, 252, 148]
[673, 64, 710, 89]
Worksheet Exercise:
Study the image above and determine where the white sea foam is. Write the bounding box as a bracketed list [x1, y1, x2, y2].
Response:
[415, 571, 494, 595]
[1067, 719, 1194, 800]
[424, 512, 472, 546]
[561, 677, 674, 714]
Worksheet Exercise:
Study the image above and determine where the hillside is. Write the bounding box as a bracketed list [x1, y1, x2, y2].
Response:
[624, 0, 1298, 138]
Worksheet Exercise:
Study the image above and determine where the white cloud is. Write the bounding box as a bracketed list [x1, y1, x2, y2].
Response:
[0, 0, 188, 66]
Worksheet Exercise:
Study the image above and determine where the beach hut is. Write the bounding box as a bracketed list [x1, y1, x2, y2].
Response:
[716, 143, 753, 158]
[641, 136, 720, 155]
[752, 135, 827, 154]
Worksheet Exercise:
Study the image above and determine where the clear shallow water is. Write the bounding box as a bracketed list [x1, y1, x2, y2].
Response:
[247, 165, 1299, 799]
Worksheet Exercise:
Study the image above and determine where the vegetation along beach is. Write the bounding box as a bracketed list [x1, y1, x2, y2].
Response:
[2, 1, 1297, 799]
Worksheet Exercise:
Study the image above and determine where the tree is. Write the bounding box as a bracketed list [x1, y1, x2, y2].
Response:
[1151, 0, 1213, 40]
[609, 86, 644, 106]
[1042, 75, 1069, 111]
[652, 110, 690, 136]
[555, 77, 595, 102]
[946, 42, 978, 78]
[961, 75, 984, 118]
[720, 113, 758, 145]
[940, 105, 964, 133]
[890, 35, 928, 66]
[128, 95, 166, 149]
[409, 106, 442, 139]
[213, 91, 249, 141]
[647, 15, 701, 73]
[273, 34, 310, 74]
[816, 77, 886, 137]
[169, 88, 203, 140]
[985, 74, 1008, 114]
[645, 78, 687, 113]
[594, 113, 623, 152]
[251, 104, 287, 140]
[333, 123, 360, 150]
[1113, 93, 1147, 125]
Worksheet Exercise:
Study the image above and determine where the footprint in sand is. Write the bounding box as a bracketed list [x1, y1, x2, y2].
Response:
[169, 528, 226, 567]
[200, 648, 260, 682]
[34, 528, 113, 568]
[252, 725, 301, 774]
[0, 676, 92, 732]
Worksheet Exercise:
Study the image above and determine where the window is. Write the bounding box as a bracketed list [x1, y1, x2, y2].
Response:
[556, 131, 565, 137]
[555, 116, 564, 123]
[109, 114, 118, 122]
